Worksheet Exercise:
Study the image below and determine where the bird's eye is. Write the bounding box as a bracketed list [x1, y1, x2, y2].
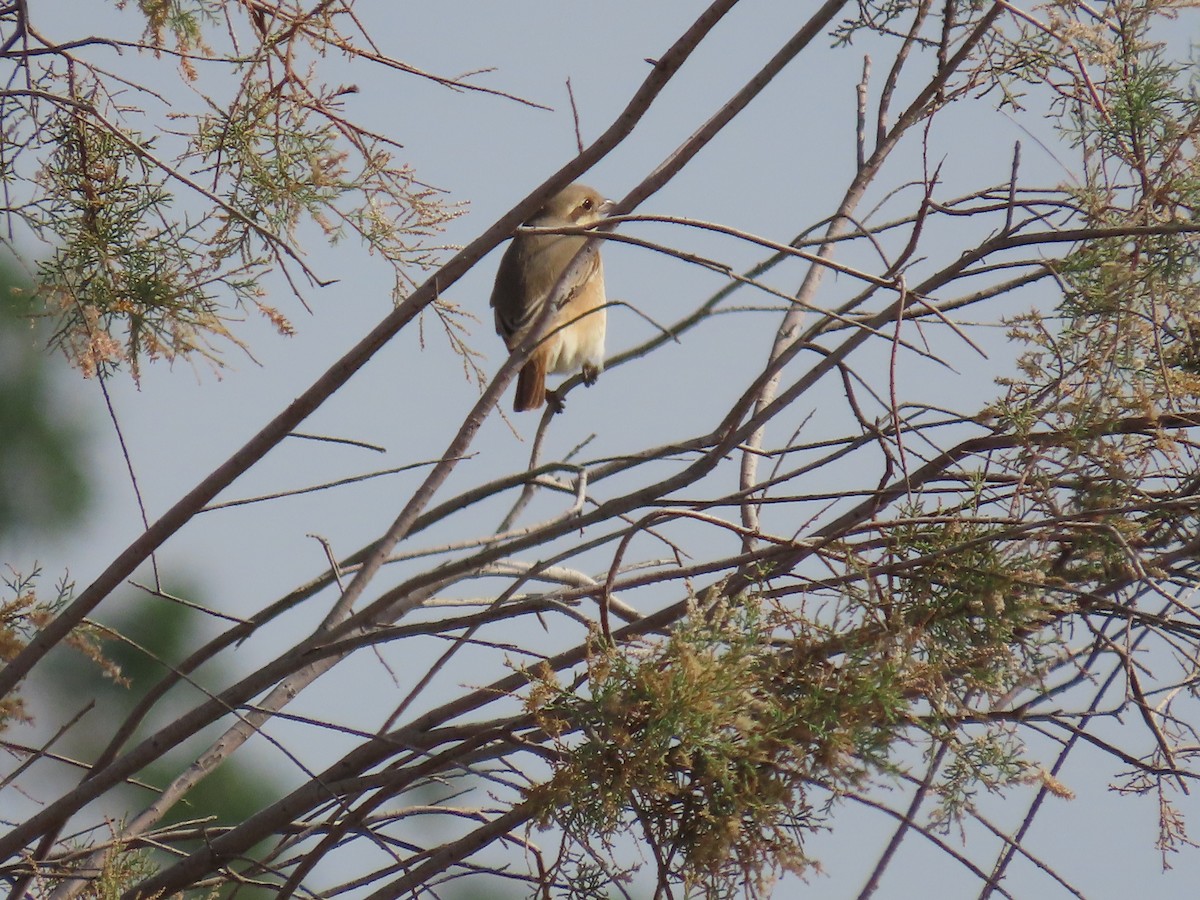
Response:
[581, 198, 594, 211]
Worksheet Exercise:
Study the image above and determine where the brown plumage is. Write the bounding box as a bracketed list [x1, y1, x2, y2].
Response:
[490, 183, 612, 412]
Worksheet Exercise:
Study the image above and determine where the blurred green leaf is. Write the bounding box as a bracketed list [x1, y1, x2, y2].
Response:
[0, 260, 89, 540]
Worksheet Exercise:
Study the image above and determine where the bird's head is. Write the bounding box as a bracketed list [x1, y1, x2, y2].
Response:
[529, 183, 614, 228]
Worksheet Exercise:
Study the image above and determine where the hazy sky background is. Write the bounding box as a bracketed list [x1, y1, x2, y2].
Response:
[8, 2, 1200, 897]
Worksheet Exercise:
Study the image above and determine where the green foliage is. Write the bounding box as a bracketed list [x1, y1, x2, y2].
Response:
[929, 729, 1032, 829]
[35, 822, 217, 899]
[129, 0, 217, 51]
[529, 595, 916, 896]
[1, 567, 121, 730]
[880, 513, 1055, 684]
[0, 254, 92, 754]
[525, 512, 1068, 893]
[31, 101, 237, 378]
[4, 1, 464, 378]
[77, 835, 159, 900]
[0, 264, 89, 534]
[1001, 2, 1200, 423]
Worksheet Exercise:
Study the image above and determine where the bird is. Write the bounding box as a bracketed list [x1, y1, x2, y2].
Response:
[490, 183, 613, 412]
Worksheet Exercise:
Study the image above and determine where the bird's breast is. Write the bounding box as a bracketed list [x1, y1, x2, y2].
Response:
[547, 307, 606, 374]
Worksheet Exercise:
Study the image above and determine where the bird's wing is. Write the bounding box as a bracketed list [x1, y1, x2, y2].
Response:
[491, 235, 598, 347]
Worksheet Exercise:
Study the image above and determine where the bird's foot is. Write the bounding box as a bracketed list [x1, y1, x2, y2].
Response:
[581, 363, 601, 387]
[545, 388, 566, 415]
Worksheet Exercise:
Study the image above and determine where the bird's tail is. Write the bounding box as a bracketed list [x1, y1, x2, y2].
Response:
[514, 352, 547, 411]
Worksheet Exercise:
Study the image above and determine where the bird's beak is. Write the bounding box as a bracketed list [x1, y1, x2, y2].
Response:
[598, 198, 616, 217]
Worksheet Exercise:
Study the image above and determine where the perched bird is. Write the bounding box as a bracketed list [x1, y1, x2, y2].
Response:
[490, 183, 613, 412]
